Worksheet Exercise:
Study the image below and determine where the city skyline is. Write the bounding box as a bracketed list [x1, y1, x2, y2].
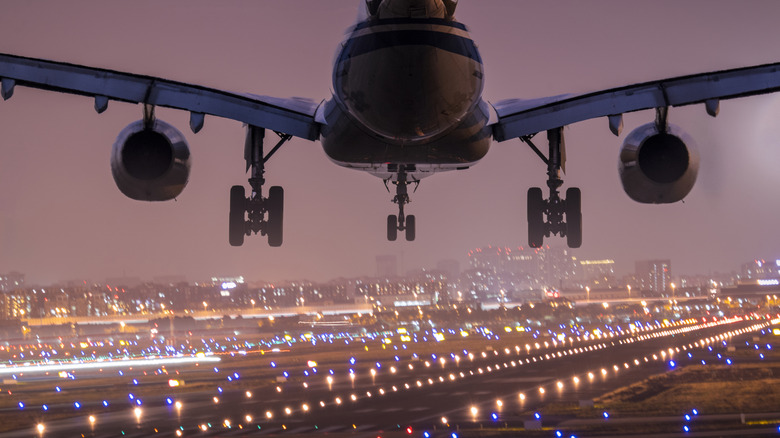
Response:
[3, 1, 780, 284]
[4, 244, 777, 289]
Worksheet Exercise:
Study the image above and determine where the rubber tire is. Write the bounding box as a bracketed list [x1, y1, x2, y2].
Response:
[565, 187, 582, 248]
[266, 186, 284, 247]
[527, 187, 545, 248]
[229, 185, 246, 247]
[405, 215, 416, 241]
[387, 215, 398, 241]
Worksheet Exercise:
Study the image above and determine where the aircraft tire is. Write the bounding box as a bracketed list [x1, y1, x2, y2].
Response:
[387, 215, 398, 241]
[405, 215, 416, 241]
[565, 187, 582, 248]
[267, 186, 284, 247]
[527, 187, 544, 248]
[229, 185, 246, 247]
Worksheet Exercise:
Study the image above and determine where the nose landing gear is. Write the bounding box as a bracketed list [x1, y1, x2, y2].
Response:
[522, 127, 582, 248]
[385, 166, 417, 242]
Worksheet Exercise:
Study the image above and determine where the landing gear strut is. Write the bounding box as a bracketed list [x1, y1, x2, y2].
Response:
[521, 127, 582, 248]
[385, 166, 418, 241]
[229, 126, 290, 247]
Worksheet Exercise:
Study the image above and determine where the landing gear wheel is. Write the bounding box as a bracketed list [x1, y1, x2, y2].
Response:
[229, 185, 246, 247]
[565, 187, 582, 248]
[527, 187, 544, 248]
[387, 215, 398, 241]
[266, 186, 284, 247]
[405, 215, 416, 241]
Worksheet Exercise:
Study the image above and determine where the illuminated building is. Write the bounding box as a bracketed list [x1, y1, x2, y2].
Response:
[740, 259, 780, 280]
[635, 259, 671, 294]
[465, 245, 578, 302]
[578, 259, 616, 288]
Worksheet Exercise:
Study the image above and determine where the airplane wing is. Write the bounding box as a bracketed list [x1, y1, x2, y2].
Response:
[491, 62, 780, 141]
[0, 53, 320, 141]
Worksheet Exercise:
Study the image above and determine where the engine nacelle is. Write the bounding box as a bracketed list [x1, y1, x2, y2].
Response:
[110, 119, 191, 201]
[618, 122, 699, 204]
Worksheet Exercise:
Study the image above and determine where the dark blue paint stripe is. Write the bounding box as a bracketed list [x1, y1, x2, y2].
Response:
[352, 17, 469, 32]
[340, 30, 482, 64]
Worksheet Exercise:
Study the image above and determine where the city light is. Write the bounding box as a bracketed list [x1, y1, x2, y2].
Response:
[0, 275, 771, 438]
[0, 355, 220, 375]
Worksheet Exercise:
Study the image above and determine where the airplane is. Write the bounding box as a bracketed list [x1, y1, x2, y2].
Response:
[1, 0, 779, 250]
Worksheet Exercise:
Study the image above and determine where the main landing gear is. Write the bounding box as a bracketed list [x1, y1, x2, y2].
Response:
[385, 165, 418, 241]
[229, 126, 290, 247]
[521, 127, 582, 249]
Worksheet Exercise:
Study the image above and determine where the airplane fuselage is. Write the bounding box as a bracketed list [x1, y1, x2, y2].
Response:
[319, 8, 492, 181]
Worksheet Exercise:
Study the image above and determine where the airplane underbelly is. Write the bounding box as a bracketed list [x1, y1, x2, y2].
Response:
[333, 18, 484, 144]
[319, 97, 492, 178]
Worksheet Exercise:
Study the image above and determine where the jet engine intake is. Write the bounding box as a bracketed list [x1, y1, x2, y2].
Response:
[110, 119, 191, 201]
[618, 122, 699, 204]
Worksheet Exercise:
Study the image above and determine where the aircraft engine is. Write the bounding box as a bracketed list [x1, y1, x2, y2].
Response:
[618, 122, 699, 204]
[110, 119, 191, 201]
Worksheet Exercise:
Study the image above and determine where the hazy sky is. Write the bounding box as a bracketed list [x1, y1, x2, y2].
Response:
[2, 1, 780, 285]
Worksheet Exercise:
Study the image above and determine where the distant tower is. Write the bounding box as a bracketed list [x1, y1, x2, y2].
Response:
[635, 259, 671, 294]
[376, 255, 398, 277]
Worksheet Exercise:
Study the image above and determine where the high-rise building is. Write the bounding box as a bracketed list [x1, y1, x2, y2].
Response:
[541, 247, 579, 289]
[467, 246, 539, 276]
[578, 259, 616, 288]
[740, 259, 780, 280]
[635, 259, 671, 294]
[465, 245, 578, 301]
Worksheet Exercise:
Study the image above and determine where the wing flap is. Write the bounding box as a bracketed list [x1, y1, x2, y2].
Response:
[492, 62, 780, 142]
[0, 53, 320, 140]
